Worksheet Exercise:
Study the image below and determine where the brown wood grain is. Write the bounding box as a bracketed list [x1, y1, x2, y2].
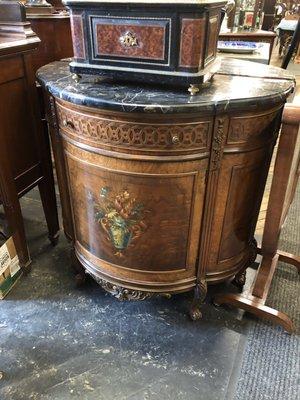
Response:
[70, 13, 85, 60]
[206, 16, 219, 63]
[95, 22, 166, 60]
[179, 18, 205, 68]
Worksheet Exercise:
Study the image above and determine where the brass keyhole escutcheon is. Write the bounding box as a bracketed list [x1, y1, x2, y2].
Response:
[120, 31, 138, 47]
[172, 135, 180, 145]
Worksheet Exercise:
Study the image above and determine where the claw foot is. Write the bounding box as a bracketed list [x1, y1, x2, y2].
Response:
[189, 306, 202, 321]
[232, 270, 246, 292]
[188, 280, 207, 321]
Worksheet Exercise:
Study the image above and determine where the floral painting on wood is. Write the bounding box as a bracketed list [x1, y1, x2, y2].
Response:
[89, 186, 149, 256]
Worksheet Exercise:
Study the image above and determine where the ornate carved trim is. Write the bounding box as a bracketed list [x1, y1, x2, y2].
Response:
[87, 272, 171, 301]
[57, 104, 211, 151]
[211, 117, 225, 171]
[49, 96, 58, 131]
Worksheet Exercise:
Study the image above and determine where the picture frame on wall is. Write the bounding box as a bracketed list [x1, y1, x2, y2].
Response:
[244, 11, 254, 27]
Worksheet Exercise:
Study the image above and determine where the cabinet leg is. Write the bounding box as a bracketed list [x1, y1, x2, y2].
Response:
[38, 180, 60, 246]
[189, 280, 207, 321]
[233, 238, 258, 292]
[232, 270, 247, 292]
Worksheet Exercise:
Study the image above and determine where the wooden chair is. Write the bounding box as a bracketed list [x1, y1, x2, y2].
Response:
[0, 1, 59, 269]
[214, 103, 300, 333]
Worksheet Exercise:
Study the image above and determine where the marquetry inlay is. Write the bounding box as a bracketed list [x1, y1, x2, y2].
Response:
[57, 105, 211, 151]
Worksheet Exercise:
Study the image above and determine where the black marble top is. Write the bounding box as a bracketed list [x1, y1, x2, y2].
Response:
[37, 58, 295, 114]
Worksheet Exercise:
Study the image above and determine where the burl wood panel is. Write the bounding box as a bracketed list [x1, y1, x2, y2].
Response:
[219, 161, 266, 260]
[66, 155, 200, 271]
[63, 141, 207, 290]
[94, 20, 167, 61]
[179, 18, 205, 68]
[70, 12, 85, 60]
[206, 16, 219, 62]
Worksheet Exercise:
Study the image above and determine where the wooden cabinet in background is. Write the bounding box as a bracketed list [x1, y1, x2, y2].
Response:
[27, 14, 73, 74]
[0, 1, 59, 268]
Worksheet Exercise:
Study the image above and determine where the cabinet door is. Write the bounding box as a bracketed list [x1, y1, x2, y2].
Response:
[204, 107, 281, 282]
[63, 141, 208, 293]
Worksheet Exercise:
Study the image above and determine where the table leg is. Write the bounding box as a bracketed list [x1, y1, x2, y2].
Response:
[38, 179, 60, 246]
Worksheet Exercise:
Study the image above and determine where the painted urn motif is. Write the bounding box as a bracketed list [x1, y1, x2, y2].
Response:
[91, 187, 149, 256]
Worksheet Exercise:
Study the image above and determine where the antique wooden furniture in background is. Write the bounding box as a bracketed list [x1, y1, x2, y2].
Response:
[38, 58, 294, 319]
[0, 1, 59, 268]
[219, 29, 276, 64]
[65, 0, 226, 93]
[214, 103, 300, 333]
[277, 17, 298, 58]
[26, 7, 73, 74]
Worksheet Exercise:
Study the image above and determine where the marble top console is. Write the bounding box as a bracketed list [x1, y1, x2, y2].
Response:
[37, 58, 294, 319]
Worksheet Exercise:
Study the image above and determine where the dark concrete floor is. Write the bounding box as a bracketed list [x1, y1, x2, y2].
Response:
[0, 189, 251, 400]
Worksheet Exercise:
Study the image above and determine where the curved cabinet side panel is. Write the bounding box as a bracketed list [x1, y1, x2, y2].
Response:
[205, 107, 282, 282]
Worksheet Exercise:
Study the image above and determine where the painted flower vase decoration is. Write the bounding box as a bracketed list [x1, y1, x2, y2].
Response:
[91, 186, 149, 256]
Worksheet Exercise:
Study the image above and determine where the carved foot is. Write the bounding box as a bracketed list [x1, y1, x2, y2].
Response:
[188, 84, 200, 96]
[189, 280, 207, 321]
[233, 238, 258, 292]
[72, 73, 82, 83]
[232, 270, 247, 292]
[189, 305, 202, 321]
